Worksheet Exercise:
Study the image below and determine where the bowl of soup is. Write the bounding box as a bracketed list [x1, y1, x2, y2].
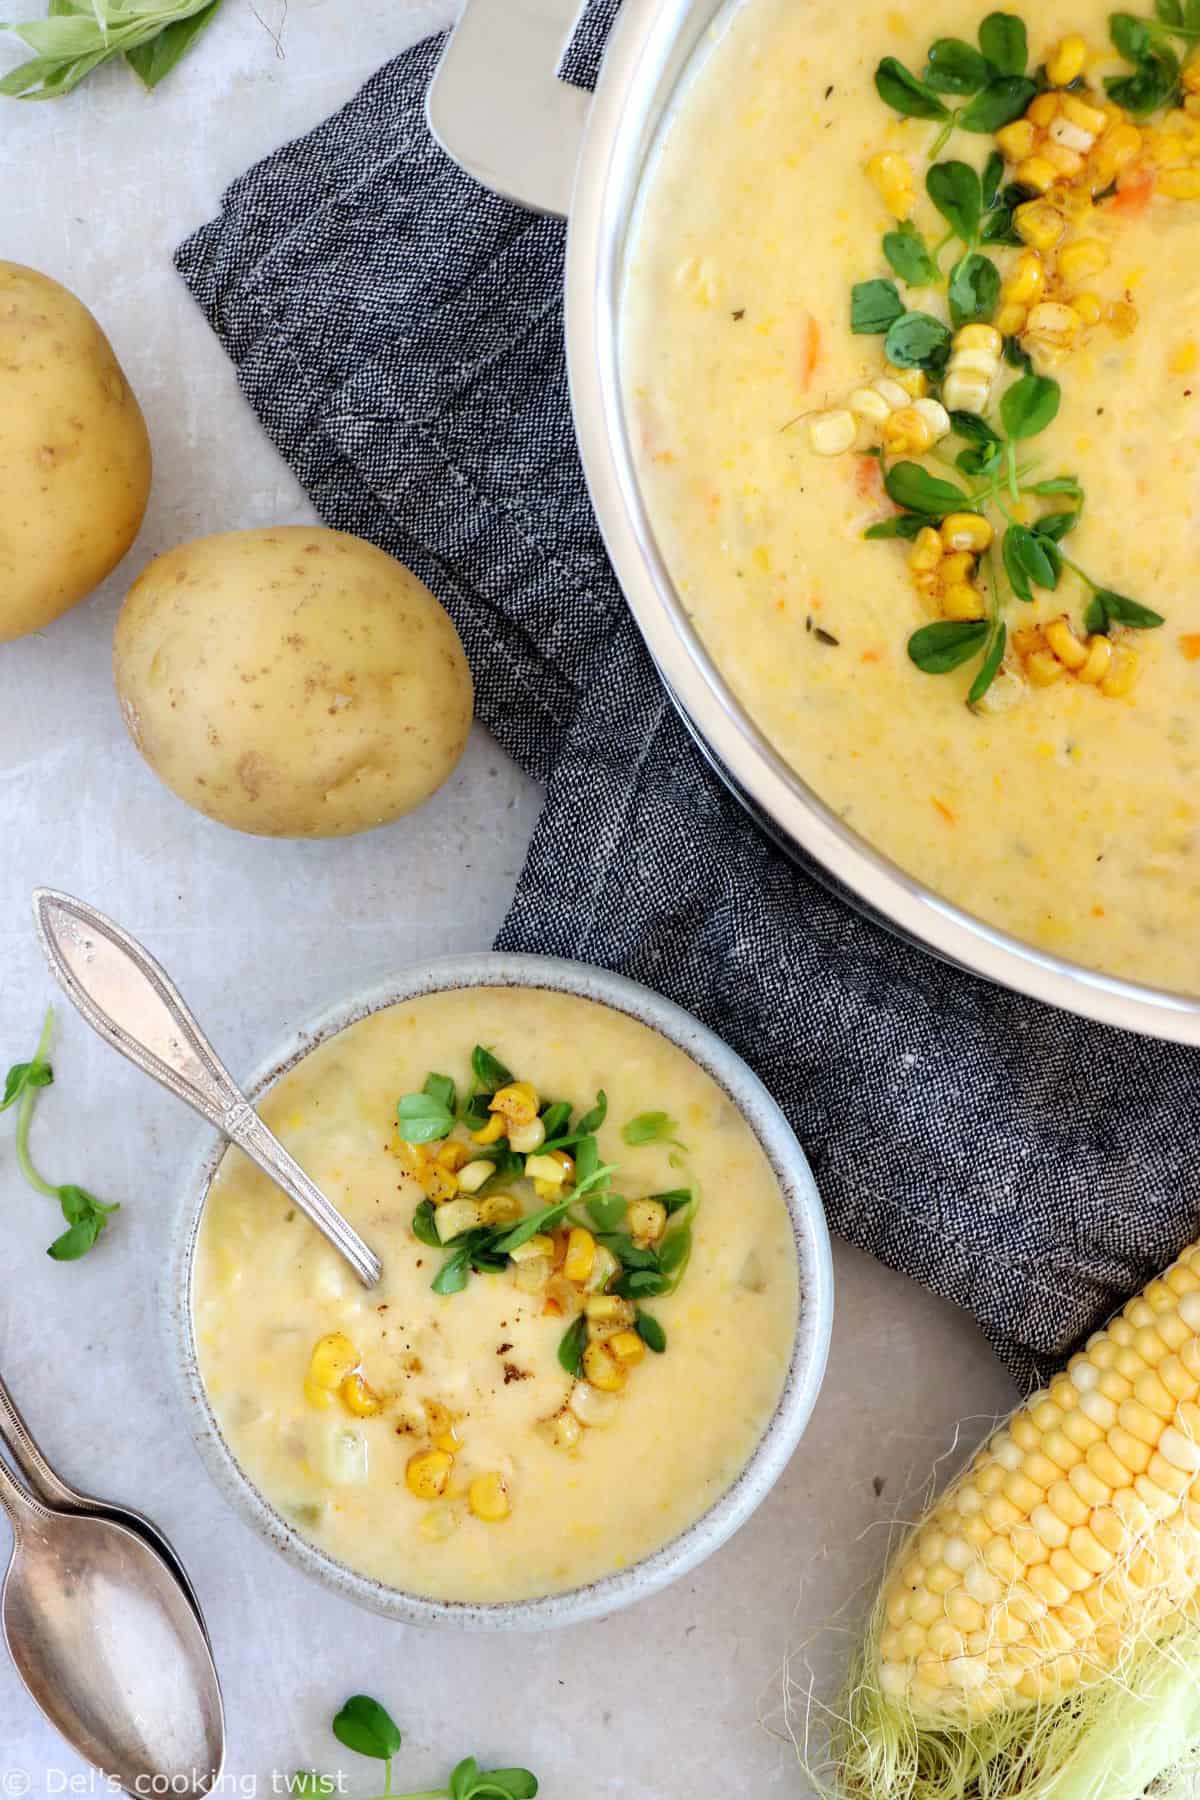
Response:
[168, 953, 833, 1626]
[430, 0, 1200, 1043]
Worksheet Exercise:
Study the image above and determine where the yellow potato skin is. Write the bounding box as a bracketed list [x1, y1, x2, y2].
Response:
[113, 527, 475, 838]
[0, 262, 152, 643]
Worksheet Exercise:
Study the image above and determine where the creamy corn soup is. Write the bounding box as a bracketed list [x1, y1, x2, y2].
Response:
[193, 988, 798, 1603]
[624, 0, 1200, 992]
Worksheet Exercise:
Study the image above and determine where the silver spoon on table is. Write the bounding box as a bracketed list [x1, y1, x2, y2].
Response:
[32, 888, 382, 1289]
[0, 1371, 206, 1635]
[0, 1449, 224, 1796]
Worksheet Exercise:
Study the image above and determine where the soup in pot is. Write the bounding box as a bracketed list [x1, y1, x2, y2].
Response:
[624, 0, 1200, 992]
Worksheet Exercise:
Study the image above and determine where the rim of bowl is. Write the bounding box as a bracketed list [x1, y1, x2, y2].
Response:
[166, 951, 834, 1630]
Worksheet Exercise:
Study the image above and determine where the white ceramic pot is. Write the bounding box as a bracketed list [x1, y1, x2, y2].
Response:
[426, 0, 1200, 1046]
[167, 951, 834, 1628]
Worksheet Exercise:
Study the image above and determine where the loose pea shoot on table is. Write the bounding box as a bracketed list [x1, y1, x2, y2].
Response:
[2, 1009, 119, 1260]
[293, 1695, 536, 1800]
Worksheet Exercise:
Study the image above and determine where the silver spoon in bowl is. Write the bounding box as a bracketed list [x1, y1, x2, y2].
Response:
[32, 888, 382, 1289]
[0, 1371, 206, 1635]
[0, 1450, 225, 1796]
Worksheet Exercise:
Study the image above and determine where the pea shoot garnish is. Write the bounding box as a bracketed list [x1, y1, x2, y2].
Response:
[876, 13, 1035, 155]
[2, 1009, 119, 1260]
[293, 1694, 537, 1800]
[807, 8, 1184, 704]
[394, 1050, 693, 1387]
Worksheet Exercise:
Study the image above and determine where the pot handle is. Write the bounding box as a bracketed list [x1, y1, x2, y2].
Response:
[425, 0, 592, 219]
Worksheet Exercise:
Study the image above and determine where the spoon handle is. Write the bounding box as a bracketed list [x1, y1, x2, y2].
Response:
[0, 1444, 46, 1528]
[32, 889, 382, 1290]
[0, 1374, 80, 1510]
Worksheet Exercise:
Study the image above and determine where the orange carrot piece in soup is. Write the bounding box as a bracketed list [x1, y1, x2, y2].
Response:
[1180, 634, 1200, 661]
[799, 314, 822, 390]
[854, 455, 885, 500]
[1109, 168, 1155, 217]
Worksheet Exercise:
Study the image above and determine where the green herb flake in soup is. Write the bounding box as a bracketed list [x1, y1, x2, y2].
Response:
[192, 988, 797, 1605]
[623, 0, 1200, 992]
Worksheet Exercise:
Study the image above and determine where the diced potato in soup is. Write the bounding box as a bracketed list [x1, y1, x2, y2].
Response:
[192, 988, 798, 1604]
[623, 0, 1200, 993]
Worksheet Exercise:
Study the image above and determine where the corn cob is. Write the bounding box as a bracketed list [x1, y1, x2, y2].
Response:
[833, 1242, 1200, 1800]
[877, 1243, 1200, 1725]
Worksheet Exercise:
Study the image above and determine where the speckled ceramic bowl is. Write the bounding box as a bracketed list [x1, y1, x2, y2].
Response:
[167, 952, 834, 1629]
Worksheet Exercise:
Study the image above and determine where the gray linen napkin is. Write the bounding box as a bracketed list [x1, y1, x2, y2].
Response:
[175, 16, 1197, 1391]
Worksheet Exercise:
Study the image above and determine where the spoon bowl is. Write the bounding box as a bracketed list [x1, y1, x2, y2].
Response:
[0, 1372, 206, 1636]
[0, 1460, 224, 1795]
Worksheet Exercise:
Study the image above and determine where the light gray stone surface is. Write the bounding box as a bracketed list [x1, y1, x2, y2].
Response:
[0, 4, 1016, 1792]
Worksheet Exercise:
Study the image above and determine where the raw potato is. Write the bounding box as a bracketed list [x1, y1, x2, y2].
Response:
[113, 527, 475, 838]
[0, 262, 152, 644]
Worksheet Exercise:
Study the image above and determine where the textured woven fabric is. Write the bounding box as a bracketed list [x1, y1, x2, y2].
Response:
[175, 23, 1198, 1392]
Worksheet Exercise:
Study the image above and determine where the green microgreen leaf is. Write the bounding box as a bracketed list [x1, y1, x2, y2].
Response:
[967, 621, 1007, 706]
[621, 1111, 680, 1147]
[958, 442, 1003, 476]
[412, 1200, 441, 1248]
[1157, 0, 1185, 23]
[925, 36, 990, 92]
[472, 1770, 539, 1799]
[653, 1188, 694, 1216]
[884, 461, 969, 516]
[882, 220, 940, 287]
[908, 619, 990, 673]
[1027, 476, 1084, 498]
[47, 1218, 102, 1261]
[1001, 372, 1061, 440]
[538, 1100, 572, 1140]
[557, 1314, 587, 1378]
[981, 149, 1005, 209]
[471, 1046, 514, 1093]
[978, 10, 1028, 71]
[864, 513, 928, 540]
[585, 1191, 627, 1231]
[875, 55, 951, 118]
[492, 1196, 578, 1253]
[850, 277, 906, 334]
[1, 1056, 52, 1111]
[1034, 509, 1080, 541]
[960, 73, 1038, 130]
[926, 159, 981, 242]
[1003, 335, 1035, 374]
[657, 1224, 692, 1281]
[1088, 589, 1166, 630]
[574, 1090, 608, 1136]
[1111, 10, 1156, 58]
[462, 1090, 492, 1131]
[883, 310, 953, 371]
[635, 1310, 668, 1353]
[947, 251, 1001, 327]
[949, 410, 1003, 444]
[423, 1072, 457, 1115]
[614, 1267, 671, 1300]
[432, 1247, 472, 1296]
[332, 1695, 403, 1762]
[396, 1092, 456, 1144]
[597, 1232, 662, 1273]
[1004, 523, 1060, 594]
